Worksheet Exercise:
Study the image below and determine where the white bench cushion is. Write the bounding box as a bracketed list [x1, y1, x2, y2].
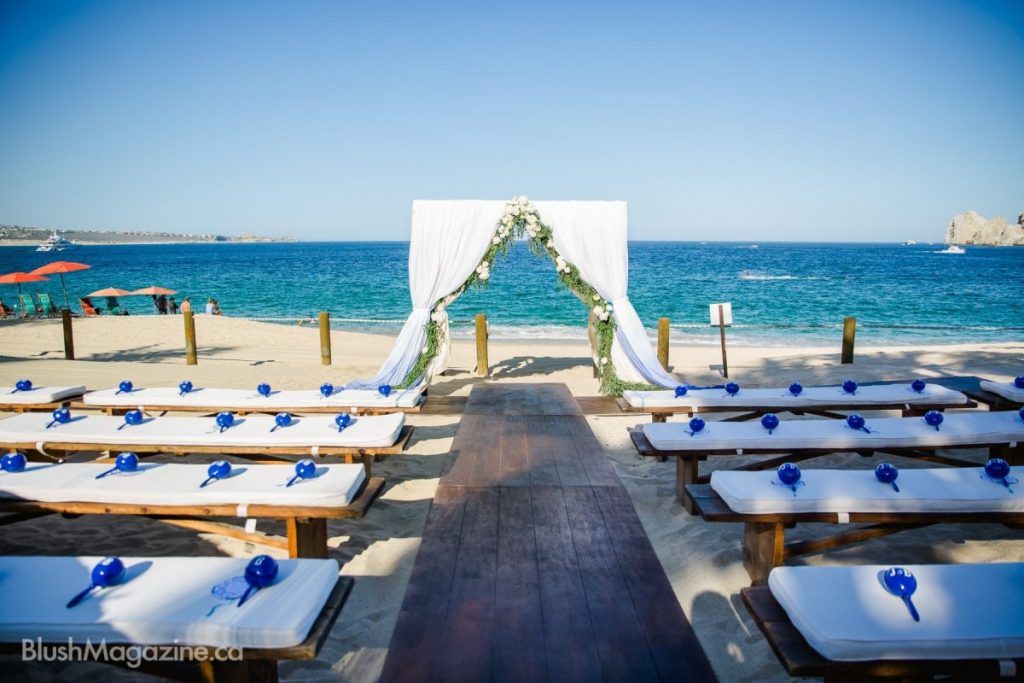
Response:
[81, 385, 424, 410]
[643, 410, 1024, 452]
[0, 386, 85, 405]
[981, 380, 1024, 404]
[0, 556, 338, 648]
[0, 462, 366, 508]
[0, 412, 405, 449]
[711, 467, 1024, 514]
[624, 383, 969, 410]
[769, 563, 1024, 661]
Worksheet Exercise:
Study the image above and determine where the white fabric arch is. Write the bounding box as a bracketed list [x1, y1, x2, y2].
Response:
[350, 199, 677, 390]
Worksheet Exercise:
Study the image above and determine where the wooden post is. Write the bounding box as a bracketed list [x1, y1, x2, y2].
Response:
[60, 309, 75, 360]
[475, 313, 488, 377]
[718, 304, 729, 378]
[841, 316, 856, 364]
[588, 310, 599, 378]
[319, 311, 332, 366]
[183, 310, 197, 365]
[657, 317, 670, 370]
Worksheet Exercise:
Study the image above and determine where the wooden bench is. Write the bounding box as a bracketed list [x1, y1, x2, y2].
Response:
[0, 558, 353, 683]
[742, 585, 1024, 682]
[687, 483, 1023, 584]
[5, 425, 414, 479]
[629, 427, 1022, 514]
[0, 475, 384, 558]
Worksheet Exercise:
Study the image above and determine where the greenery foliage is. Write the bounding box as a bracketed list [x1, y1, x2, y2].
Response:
[398, 196, 658, 395]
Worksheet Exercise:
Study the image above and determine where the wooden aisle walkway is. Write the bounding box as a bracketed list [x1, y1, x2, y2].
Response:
[380, 383, 716, 682]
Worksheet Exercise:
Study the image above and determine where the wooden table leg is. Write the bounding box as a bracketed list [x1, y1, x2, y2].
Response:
[676, 456, 700, 514]
[743, 521, 784, 585]
[287, 518, 328, 559]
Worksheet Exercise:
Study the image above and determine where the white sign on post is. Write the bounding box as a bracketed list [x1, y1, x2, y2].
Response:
[709, 302, 733, 327]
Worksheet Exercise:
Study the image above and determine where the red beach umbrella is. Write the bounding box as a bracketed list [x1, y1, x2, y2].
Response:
[0, 272, 50, 317]
[30, 261, 92, 309]
[88, 288, 133, 297]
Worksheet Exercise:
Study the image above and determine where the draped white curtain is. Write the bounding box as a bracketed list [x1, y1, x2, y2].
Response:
[348, 200, 506, 388]
[353, 199, 677, 390]
[536, 201, 678, 387]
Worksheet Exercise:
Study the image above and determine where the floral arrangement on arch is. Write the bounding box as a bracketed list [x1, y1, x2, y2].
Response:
[399, 196, 652, 395]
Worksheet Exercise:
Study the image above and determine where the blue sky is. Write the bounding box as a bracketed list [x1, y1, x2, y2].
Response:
[1, 0, 1022, 242]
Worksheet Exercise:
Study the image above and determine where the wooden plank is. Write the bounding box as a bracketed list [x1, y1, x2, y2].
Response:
[558, 414, 620, 487]
[530, 485, 605, 681]
[539, 415, 589, 487]
[499, 415, 531, 488]
[444, 413, 488, 486]
[492, 487, 546, 682]
[438, 487, 499, 681]
[592, 485, 717, 681]
[561, 486, 662, 681]
[379, 485, 468, 682]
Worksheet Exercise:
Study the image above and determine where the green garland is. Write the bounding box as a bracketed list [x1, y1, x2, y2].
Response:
[398, 196, 659, 395]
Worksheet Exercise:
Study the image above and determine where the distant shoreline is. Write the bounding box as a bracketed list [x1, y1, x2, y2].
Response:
[0, 239, 296, 247]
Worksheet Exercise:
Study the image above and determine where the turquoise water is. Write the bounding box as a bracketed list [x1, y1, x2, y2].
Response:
[1, 241, 1021, 347]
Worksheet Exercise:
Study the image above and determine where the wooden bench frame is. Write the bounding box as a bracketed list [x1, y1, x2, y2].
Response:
[741, 585, 1024, 682]
[687, 483, 1024, 584]
[0, 575, 353, 683]
[0, 396, 84, 414]
[71, 400, 425, 416]
[629, 427, 1023, 514]
[3, 425, 414, 478]
[0, 476, 385, 558]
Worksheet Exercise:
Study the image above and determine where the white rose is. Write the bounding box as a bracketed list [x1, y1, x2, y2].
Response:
[479, 271, 490, 281]
[592, 306, 603, 315]
[492, 237, 501, 245]
[422, 346, 429, 353]
[605, 303, 613, 312]
[600, 357, 609, 365]
[592, 294, 600, 301]
[599, 312, 609, 321]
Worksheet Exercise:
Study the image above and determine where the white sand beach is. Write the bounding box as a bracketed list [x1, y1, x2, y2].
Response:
[1, 315, 1023, 681]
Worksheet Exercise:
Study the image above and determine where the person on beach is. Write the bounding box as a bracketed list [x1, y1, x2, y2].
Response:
[212, 299, 222, 316]
[157, 294, 168, 314]
[205, 298, 214, 315]
[151, 295, 160, 314]
[168, 296, 178, 314]
[180, 296, 192, 313]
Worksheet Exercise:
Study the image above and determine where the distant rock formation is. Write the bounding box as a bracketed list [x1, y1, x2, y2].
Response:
[945, 211, 1024, 246]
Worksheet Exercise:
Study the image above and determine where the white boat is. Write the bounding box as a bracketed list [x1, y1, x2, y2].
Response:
[902, 240, 917, 245]
[938, 245, 966, 254]
[35, 231, 77, 252]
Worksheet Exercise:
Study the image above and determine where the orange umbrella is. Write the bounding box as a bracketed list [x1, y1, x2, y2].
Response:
[0, 272, 49, 317]
[88, 287, 133, 297]
[131, 286, 178, 295]
[30, 261, 91, 309]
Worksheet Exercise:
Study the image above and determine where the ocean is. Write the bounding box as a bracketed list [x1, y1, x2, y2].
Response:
[2, 241, 1022, 348]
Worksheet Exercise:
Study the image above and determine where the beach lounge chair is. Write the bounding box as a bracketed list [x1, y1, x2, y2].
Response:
[0, 412, 412, 476]
[79, 297, 102, 316]
[979, 379, 1024, 408]
[0, 555, 351, 682]
[619, 379, 974, 423]
[0, 384, 86, 413]
[630, 410, 1024, 513]
[0, 462, 383, 557]
[743, 563, 1024, 681]
[688, 467, 1024, 583]
[36, 292, 59, 316]
[77, 383, 427, 416]
[18, 294, 41, 318]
